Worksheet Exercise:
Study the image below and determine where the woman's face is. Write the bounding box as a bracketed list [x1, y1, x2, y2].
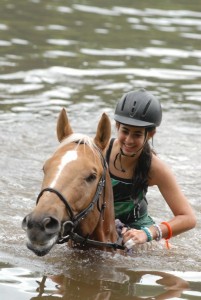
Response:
[117, 123, 147, 156]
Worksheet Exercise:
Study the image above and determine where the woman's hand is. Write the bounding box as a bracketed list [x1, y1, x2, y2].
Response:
[122, 227, 148, 246]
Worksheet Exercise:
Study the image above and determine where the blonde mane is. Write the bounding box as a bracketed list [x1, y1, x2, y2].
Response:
[58, 133, 97, 155]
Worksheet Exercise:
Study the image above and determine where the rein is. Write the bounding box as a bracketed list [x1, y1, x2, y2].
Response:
[36, 142, 124, 251]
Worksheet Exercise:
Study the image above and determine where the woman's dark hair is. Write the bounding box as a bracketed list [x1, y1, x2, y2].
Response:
[131, 141, 154, 199]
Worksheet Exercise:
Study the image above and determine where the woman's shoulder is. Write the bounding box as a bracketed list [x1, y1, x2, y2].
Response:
[106, 137, 117, 148]
[106, 138, 115, 152]
[149, 153, 174, 185]
[106, 138, 119, 158]
[151, 153, 167, 168]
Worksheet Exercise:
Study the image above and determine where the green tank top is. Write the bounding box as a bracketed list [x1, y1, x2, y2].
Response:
[106, 139, 155, 229]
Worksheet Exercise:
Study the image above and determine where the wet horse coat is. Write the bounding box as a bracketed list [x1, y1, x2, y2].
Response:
[22, 109, 120, 256]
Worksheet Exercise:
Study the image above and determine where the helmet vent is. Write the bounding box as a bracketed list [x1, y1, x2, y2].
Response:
[121, 96, 127, 111]
[132, 101, 136, 110]
[142, 100, 151, 117]
[129, 101, 136, 117]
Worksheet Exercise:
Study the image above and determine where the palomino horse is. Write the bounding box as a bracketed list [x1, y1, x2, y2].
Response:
[22, 109, 124, 256]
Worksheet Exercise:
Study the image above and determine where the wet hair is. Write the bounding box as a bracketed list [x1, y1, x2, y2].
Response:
[130, 141, 154, 199]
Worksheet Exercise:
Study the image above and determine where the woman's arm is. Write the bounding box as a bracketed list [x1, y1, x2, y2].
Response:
[122, 155, 196, 245]
[149, 155, 196, 238]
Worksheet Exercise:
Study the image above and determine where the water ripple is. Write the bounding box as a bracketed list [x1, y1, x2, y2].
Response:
[73, 4, 120, 16]
[143, 17, 201, 26]
[46, 39, 77, 46]
[81, 47, 201, 59]
[1, 66, 201, 84]
[43, 50, 76, 58]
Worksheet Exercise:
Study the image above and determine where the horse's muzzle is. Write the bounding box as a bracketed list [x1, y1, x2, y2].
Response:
[22, 213, 61, 256]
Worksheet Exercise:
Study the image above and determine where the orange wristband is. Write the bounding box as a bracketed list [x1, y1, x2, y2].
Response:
[161, 221, 173, 239]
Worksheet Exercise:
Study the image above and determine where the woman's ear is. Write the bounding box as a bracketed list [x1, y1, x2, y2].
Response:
[115, 121, 120, 130]
[148, 129, 156, 139]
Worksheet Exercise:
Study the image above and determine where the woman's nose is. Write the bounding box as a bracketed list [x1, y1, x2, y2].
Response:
[125, 134, 133, 143]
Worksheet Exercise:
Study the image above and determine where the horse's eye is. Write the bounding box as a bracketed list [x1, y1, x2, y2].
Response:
[85, 173, 97, 183]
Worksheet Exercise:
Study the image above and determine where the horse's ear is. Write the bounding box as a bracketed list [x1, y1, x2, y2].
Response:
[94, 113, 111, 150]
[57, 108, 73, 142]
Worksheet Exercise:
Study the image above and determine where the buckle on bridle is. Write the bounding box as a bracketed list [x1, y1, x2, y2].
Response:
[57, 220, 75, 244]
[61, 220, 75, 237]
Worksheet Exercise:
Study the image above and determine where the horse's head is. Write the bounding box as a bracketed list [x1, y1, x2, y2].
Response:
[22, 109, 117, 256]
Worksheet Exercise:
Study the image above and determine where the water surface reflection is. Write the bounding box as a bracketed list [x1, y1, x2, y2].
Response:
[1, 258, 201, 300]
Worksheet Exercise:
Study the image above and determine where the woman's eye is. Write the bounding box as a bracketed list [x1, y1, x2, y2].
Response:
[85, 173, 97, 183]
[122, 130, 129, 135]
[134, 134, 141, 138]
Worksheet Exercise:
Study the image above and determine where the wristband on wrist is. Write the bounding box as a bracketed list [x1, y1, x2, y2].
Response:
[161, 221, 173, 239]
[153, 224, 163, 241]
[141, 227, 153, 242]
[161, 221, 173, 249]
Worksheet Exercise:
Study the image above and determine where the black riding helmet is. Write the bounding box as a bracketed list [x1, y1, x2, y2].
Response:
[114, 89, 162, 128]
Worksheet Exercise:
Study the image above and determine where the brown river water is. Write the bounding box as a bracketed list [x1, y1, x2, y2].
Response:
[0, 0, 201, 299]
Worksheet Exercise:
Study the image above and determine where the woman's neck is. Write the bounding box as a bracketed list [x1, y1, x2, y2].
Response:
[110, 139, 139, 178]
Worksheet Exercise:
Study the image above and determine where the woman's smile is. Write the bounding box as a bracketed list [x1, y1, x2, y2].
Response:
[122, 143, 136, 154]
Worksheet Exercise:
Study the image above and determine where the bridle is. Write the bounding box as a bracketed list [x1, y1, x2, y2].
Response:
[36, 142, 124, 251]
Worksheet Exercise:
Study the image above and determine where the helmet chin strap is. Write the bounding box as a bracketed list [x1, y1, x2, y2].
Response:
[114, 151, 126, 173]
[114, 131, 148, 173]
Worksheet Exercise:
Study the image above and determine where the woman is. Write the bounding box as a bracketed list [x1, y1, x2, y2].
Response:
[106, 89, 196, 248]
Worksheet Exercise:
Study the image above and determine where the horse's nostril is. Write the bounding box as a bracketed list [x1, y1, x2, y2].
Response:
[43, 217, 60, 234]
